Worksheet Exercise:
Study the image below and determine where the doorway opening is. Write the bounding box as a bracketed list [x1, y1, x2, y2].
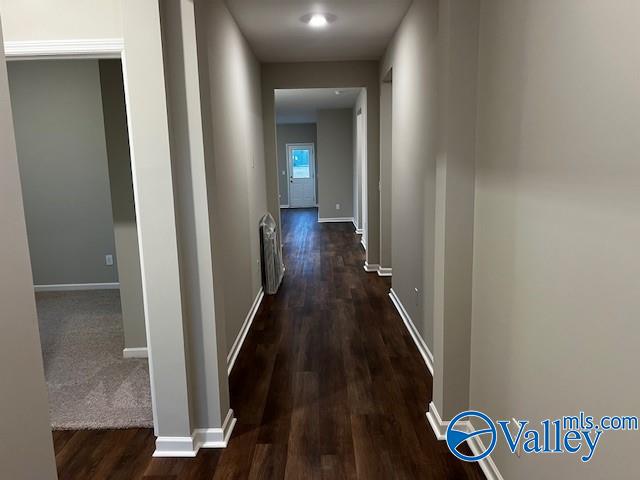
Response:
[7, 58, 153, 430]
[274, 87, 366, 231]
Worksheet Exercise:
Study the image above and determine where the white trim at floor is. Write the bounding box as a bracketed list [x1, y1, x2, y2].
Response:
[388, 288, 434, 375]
[351, 219, 365, 235]
[377, 266, 393, 277]
[4, 39, 124, 60]
[363, 262, 393, 277]
[123, 347, 149, 359]
[318, 216, 354, 223]
[154, 409, 237, 457]
[34, 282, 120, 292]
[280, 204, 290, 209]
[227, 288, 264, 374]
[426, 402, 504, 480]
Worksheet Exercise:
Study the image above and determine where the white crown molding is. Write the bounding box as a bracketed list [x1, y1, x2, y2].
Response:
[34, 282, 120, 292]
[4, 39, 124, 60]
[318, 216, 355, 223]
[154, 410, 237, 457]
[123, 347, 148, 359]
[425, 402, 504, 480]
[227, 288, 264, 374]
[389, 288, 434, 375]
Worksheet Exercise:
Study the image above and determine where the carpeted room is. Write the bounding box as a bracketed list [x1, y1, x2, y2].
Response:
[8, 58, 153, 430]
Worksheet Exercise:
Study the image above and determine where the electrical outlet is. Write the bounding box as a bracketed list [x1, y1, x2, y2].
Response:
[105, 254, 114, 266]
[336, 203, 341, 210]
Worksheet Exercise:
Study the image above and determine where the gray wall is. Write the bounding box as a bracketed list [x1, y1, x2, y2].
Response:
[195, 0, 268, 357]
[317, 109, 354, 219]
[0, 0, 122, 41]
[262, 61, 381, 265]
[276, 123, 317, 207]
[381, 0, 439, 350]
[9, 60, 118, 286]
[0, 25, 57, 479]
[99, 59, 146, 349]
[470, 1, 640, 478]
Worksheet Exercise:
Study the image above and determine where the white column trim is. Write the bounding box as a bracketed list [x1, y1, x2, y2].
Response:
[153, 409, 237, 457]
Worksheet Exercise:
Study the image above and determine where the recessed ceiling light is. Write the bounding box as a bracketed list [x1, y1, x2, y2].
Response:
[335, 90, 342, 95]
[309, 14, 328, 28]
[300, 13, 337, 28]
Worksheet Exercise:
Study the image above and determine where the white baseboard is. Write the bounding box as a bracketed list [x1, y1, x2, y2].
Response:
[363, 263, 393, 277]
[389, 288, 434, 375]
[34, 282, 120, 292]
[467, 427, 505, 480]
[364, 261, 379, 273]
[193, 409, 237, 448]
[154, 409, 236, 457]
[377, 266, 393, 277]
[426, 401, 450, 440]
[426, 402, 504, 480]
[123, 347, 148, 359]
[318, 216, 355, 223]
[153, 436, 199, 457]
[227, 288, 264, 374]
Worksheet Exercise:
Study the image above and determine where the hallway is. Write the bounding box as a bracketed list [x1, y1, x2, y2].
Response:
[51, 208, 481, 479]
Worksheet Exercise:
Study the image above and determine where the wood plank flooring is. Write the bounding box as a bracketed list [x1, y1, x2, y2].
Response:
[52, 208, 483, 479]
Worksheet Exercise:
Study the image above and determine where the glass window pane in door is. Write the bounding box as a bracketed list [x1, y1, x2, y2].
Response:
[292, 149, 311, 178]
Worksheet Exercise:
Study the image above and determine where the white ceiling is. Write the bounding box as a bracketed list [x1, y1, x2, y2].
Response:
[225, 0, 412, 63]
[275, 88, 362, 124]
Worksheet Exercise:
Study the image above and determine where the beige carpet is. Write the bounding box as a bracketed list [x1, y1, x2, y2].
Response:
[36, 290, 153, 430]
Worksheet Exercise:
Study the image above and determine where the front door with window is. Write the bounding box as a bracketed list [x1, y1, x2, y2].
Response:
[287, 143, 316, 207]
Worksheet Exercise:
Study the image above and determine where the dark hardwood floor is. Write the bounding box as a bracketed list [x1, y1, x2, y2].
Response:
[52, 208, 482, 479]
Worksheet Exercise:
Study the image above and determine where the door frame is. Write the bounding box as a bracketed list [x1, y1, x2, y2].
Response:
[4, 39, 161, 434]
[356, 111, 368, 249]
[286, 142, 316, 208]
